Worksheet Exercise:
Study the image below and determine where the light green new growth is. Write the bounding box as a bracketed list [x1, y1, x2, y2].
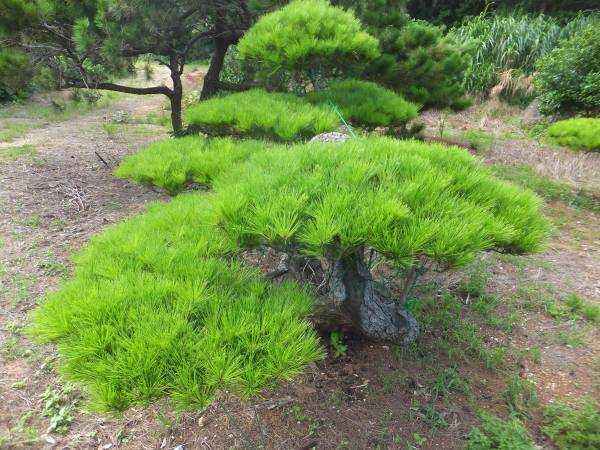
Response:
[547, 118, 600, 152]
[30, 194, 323, 411]
[185, 89, 340, 141]
[115, 137, 265, 194]
[308, 79, 420, 130]
[33, 135, 548, 412]
[212, 137, 549, 266]
[238, 0, 380, 76]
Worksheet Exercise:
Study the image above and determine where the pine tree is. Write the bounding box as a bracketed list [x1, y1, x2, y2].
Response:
[0, 0, 281, 132]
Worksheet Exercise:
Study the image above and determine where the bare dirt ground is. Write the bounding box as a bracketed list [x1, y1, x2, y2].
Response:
[0, 90, 598, 449]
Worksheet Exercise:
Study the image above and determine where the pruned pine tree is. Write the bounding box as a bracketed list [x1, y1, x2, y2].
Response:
[0, 0, 282, 133]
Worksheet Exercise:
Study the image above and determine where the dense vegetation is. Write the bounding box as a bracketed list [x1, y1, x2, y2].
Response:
[535, 24, 600, 116]
[451, 12, 598, 104]
[547, 118, 600, 151]
[185, 89, 340, 142]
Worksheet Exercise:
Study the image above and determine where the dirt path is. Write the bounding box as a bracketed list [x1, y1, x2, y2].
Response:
[0, 93, 598, 449]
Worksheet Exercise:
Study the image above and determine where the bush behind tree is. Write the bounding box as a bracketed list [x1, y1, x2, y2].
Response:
[335, 0, 469, 109]
[450, 11, 599, 101]
[534, 24, 600, 116]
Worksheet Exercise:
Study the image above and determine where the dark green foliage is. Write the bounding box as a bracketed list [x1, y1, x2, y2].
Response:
[238, 0, 380, 91]
[338, 1, 469, 108]
[547, 118, 600, 151]
[0, 48, 32, 101]
[535, 25, 600, 115]
[542, 400, 600, 449]
[307, 79, 420, 133]
[30, 193, 323, 411]
[407, 1, 600, 26]
[185, 89, 340, 142]
[467, 413, 536, 449]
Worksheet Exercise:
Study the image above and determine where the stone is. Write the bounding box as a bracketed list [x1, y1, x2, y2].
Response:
[310, 131, 350, 143]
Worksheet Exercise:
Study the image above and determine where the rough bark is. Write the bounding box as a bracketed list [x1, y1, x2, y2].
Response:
[169, 57, 184, 134]
[328, 252, 419, 344]
[201, 37, 229, 100]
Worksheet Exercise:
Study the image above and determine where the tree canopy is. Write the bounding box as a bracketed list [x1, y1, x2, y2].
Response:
[0, 0, 281, 132]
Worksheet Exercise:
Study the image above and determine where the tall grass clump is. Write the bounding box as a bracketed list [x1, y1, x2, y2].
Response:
[115, 137, 266, 194]
[547, 118, 600, 152]
[307, 79, 420, 135]
[185, 89, 340, 141]
[30, 194, 323, 411]
[451, 12, 599, 101]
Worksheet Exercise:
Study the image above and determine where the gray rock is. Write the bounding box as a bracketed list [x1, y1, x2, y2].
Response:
[521, 99, 543, 126]
[310, 131, 350, 143]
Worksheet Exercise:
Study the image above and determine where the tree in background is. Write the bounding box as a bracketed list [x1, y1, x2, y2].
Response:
[0, 0, 281, 132]
[238, 0, 380, 93]
[335, 0, 469, 109]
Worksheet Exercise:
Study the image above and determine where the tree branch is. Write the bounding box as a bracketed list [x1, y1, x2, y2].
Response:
[68, 81, 173, 97]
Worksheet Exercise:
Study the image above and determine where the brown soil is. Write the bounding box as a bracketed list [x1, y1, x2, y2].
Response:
[1, 91, 598, 449]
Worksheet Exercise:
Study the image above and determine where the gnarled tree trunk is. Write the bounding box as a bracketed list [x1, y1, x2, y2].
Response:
[327, 251, 419, 344]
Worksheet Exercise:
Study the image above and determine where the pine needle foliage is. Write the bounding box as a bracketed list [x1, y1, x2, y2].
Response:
[238, 0, 380, 86]
[30, 194, 323, 411]
[547, 118, 600, 152]
[34, 136, 548, 411]
[211, 137, 549, 266]
[115, 137, 265, 195]
[185, 89, 340, 142]
[307, 79, 420, 131]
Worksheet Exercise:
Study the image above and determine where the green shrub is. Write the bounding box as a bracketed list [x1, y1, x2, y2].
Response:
[467, 412, 536, 449]
[40, 136, 548, 410]
[547, 118, 600, 151]
[238, 0, 380, 90]
[185, 89, 340, 141]
[30, 193, 323, 411]
[542, 400, 600, 449]
[535, 24, 600, 115]
[115, 137, 265, 195]
[307, 79, 420, 134]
